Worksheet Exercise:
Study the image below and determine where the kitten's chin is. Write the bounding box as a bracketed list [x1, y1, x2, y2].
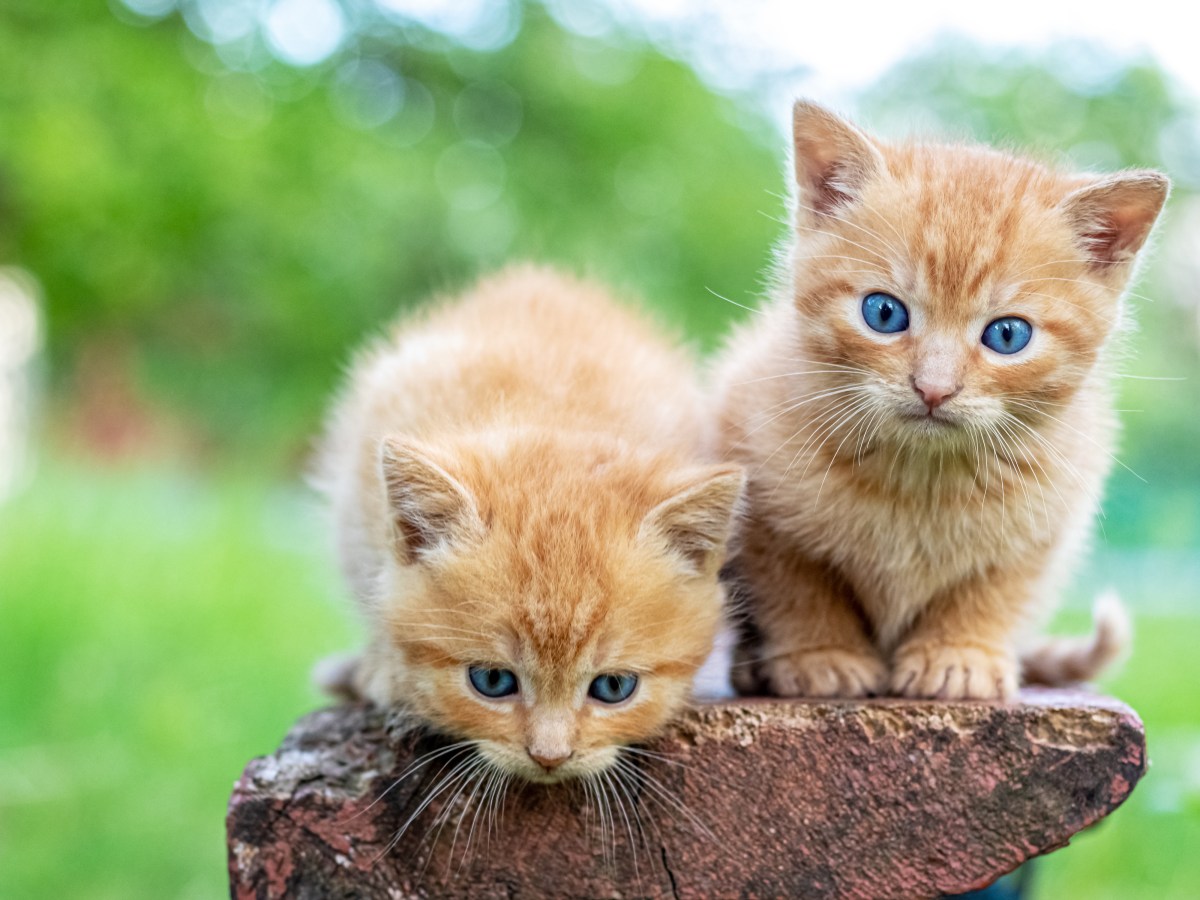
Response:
[904, 412, 959, 430]
[895, 406, 966, 437]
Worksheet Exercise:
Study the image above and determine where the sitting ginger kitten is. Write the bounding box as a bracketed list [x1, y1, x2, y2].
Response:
[313, 266, 743, 781]
[715, 101, 1166, 700]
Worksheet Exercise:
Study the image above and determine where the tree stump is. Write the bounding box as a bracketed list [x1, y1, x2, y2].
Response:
[227, 688, 1144, 899]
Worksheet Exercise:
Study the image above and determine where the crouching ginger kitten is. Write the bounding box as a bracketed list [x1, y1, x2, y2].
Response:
[313, 266, 744, 782]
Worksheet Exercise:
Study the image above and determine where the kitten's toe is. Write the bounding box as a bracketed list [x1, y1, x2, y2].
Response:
[764, 647, 887, 698]
[890, 644, 1018, 701]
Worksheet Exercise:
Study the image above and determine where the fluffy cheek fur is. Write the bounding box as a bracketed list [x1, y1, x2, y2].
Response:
[365, 540, 721, 784]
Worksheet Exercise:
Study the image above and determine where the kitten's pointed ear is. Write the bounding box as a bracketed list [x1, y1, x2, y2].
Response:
[640, 466, 745, 576]
[1059, 171, 1170, 270]
[380, 438, 484, 563]
[792, 100, 885, 220]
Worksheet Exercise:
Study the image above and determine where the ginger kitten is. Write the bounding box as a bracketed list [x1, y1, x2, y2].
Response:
[313, 266, 743, 782]
[715, 101, 1166, 701]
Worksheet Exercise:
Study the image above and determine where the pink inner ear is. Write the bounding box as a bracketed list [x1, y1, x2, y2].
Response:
[1062, 172, 1169, 269]
[1078, 220, 1124, 267]
[811, 162, 857, 217]
[792, 102, 884, 222]
[1077, 201, 1157, 268]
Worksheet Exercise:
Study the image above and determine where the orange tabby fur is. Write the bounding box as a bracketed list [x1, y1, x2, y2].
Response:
[314, 266, 743, 782]
[715, 102, 1166, 700]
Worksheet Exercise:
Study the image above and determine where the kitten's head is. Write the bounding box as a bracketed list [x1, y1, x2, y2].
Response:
[784, 101, 1168, 449]
[367, 434, 743, 784]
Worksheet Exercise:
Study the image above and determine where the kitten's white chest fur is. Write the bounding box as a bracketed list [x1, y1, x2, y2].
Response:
[754, 441, 1094, 649]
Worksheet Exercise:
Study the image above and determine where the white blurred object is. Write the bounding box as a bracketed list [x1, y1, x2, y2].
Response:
[0, 268, 41, 504]
[693, 622, 736, 699]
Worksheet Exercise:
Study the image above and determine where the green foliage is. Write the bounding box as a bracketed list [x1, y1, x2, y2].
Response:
[0, 463, 355, 898]
[1034, 609, 1200, 899]
[858, 40, 1195, 174]
[0, 0, 781, 456]
[2, 11, 1197, 550]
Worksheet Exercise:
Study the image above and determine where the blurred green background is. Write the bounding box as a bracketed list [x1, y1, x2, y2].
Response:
[1, 1, 1197, 897]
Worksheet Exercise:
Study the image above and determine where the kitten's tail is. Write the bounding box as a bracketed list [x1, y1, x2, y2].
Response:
[312, 652, 364, 702]
[1020, 591, 1131, 686]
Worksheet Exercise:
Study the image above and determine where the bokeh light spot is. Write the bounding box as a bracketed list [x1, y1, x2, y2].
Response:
[377, 0, 519, 51]
[380, 79, 437, 148]
[263, 0, 345, 67]
[331, 60, 406, 131]
[569, 35, 643, 86]
[118, 0, 176, 20]
[195, 0, 258, 44]
[0, 269, 41, 504]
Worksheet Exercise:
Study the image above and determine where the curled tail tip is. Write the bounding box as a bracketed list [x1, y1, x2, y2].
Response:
[1092, 590, 1132, 660]
[313, 652, 363, 702]
[1022, 591, 1132, 686]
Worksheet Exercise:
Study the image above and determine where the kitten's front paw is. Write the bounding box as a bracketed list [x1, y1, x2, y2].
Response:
[890, 643, 1018, 700]
[763, 647, 887, 698]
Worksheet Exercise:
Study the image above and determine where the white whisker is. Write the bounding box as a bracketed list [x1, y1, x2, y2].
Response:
[705, 286, 763, 316]
[1006, 398, 1146, 484]
[789, 197, 907, 260]
[350, 739, 478, 822]
[374, 749, 483, 864]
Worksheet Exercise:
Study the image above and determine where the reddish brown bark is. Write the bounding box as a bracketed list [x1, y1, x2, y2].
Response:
[227, 688, 1144, 899]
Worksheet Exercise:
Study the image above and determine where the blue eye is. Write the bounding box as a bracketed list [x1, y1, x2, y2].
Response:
[981, 317, 1033, 355]
[468, 666, 518, 698]
[862, 292, 909, 333]
[587, 673, 638, 704]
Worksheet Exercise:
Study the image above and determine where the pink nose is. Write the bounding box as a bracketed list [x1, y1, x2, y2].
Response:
[528, 749, 572, 770]
[912, 377, 960, 411]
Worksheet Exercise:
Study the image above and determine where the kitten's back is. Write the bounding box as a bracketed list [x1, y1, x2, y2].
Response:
[315, 265, 710, 600]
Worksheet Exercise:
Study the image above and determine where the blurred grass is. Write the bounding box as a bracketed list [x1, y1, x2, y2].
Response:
[0, 460, 356, 899]
[0, 460, 1197, 898]
[1036, 608, 1200, 899]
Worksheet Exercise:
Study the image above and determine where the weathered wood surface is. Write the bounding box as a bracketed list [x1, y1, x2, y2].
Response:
[227, 688, 1144, 899]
